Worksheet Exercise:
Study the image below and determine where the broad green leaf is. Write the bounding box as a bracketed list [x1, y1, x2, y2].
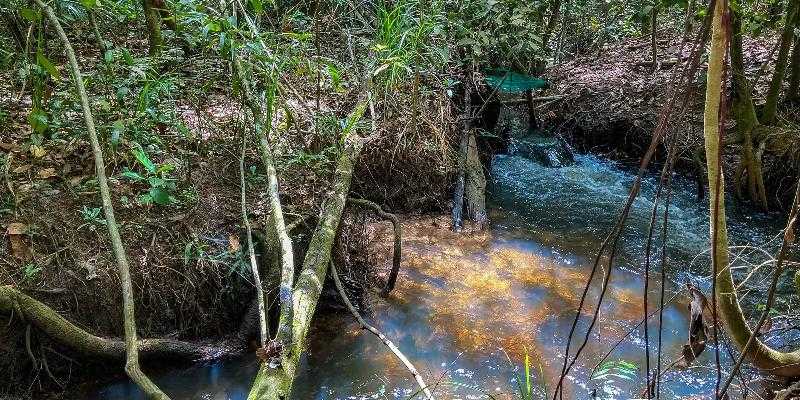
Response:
[132, 146, 156, 174]
[19, 8, 39, 21]
[121, 170, 145, 181]
[36, 51, 61, 80]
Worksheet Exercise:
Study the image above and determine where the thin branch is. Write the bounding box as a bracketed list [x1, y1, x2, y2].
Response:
[347, 198, 402, 294]
[329, 261, 434, 400]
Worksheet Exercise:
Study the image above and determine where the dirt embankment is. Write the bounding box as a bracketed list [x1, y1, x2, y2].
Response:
[537, 32, 799, 209]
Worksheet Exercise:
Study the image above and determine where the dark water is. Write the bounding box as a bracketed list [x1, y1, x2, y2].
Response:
[89, 153, 786, 400]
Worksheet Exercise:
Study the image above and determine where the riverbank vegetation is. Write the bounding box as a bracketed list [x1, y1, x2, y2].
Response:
[0, 0, 799, 398]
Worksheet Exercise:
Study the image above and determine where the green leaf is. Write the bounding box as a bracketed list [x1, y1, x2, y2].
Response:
[121, 170, 144, 181]
[524, 349, 531, 399]
[249, 0, 263, 14]
[80, 0, 101, 9]
[19, 8, 39, 22]
[149, 187, 172, 205]
[36, 51, 61, 80]
[132, 145, 156, 174]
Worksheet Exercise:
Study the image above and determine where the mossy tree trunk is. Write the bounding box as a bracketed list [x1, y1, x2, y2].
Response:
[762, 0, 800, 124]
[247, 137, 365, 400]
[730, 11, 769, 210]
[788, 35, 800, 101]
[0, 286, 228, 361]
[143, 0, 164, 56]
[704, 0, 800, 376]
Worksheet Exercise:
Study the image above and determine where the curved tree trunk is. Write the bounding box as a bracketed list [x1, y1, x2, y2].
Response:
[346, 198, 403, 294]
[704, 0, 800, 377]
[35, 2, 171, 397]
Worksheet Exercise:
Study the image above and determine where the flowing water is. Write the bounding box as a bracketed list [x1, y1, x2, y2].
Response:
[90, 152, 787, 400]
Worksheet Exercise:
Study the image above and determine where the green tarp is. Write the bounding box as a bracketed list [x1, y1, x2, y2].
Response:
[484, 70, 548, 93]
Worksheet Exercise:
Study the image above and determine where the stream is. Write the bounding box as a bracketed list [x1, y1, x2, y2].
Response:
[89, 151, 787, 400]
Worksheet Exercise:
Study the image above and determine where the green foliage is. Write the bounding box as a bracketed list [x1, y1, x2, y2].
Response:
[448, 0, 545, 72]
[371, 0, 447, 88]
[121, 144, 178, 206]
[78, 205, 107, 230]
[21, 263, 42, 282]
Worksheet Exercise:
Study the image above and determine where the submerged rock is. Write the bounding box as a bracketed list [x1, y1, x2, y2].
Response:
[509, 134, 575, 167]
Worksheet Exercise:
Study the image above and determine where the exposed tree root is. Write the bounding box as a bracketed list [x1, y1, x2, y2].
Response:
[329, 261, 433, 400]
[347, 198, 403, 294]
[0, 286, 233, 361]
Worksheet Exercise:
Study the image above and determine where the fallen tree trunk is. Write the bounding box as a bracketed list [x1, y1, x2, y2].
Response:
[247, 135, 365, 400]
[0, 286, 232, 361]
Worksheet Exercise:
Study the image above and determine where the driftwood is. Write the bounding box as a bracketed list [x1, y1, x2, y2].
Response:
[0, 286, 231, 361]
[347, 198, 403, 294]
[643, 283, 710, 397]
[329, 262, 433, 400]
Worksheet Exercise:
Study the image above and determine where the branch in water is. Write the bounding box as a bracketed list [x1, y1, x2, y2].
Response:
[329, 262, 434, 400]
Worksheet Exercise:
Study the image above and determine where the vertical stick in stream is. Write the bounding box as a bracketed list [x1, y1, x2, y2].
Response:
[451, 72, 472, 232]
[34, 1, 170, 398]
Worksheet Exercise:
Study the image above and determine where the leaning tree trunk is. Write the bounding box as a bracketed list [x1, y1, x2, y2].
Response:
[247, 136, 365, 400]
[704, 0, 800, 376]
[762, 0, 800, 124]
[34, 1, 170, 398]
[232, 53, 295, 351]
[730, 12, 769, 210]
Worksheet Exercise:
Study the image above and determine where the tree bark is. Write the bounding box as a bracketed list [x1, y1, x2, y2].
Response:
[246, 136, 365, 400]
[0, 286, 231, 361]
[730, 11, 769, 210]
[142, 0, 164, 56]
[451, 73, 472, 232]
[788, 35, 800, 101]
[35, 1, 170, 397]
[704, 0, 800, 377]
[232, 54, 295, 350]
[762, 0, 799, 124]
[541, 0, 563, 53]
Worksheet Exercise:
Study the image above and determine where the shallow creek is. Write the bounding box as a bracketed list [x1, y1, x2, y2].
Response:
[90, 152, 786, 399]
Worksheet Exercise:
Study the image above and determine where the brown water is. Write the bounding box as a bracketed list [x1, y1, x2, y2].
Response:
[91, 153, 786, 399]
